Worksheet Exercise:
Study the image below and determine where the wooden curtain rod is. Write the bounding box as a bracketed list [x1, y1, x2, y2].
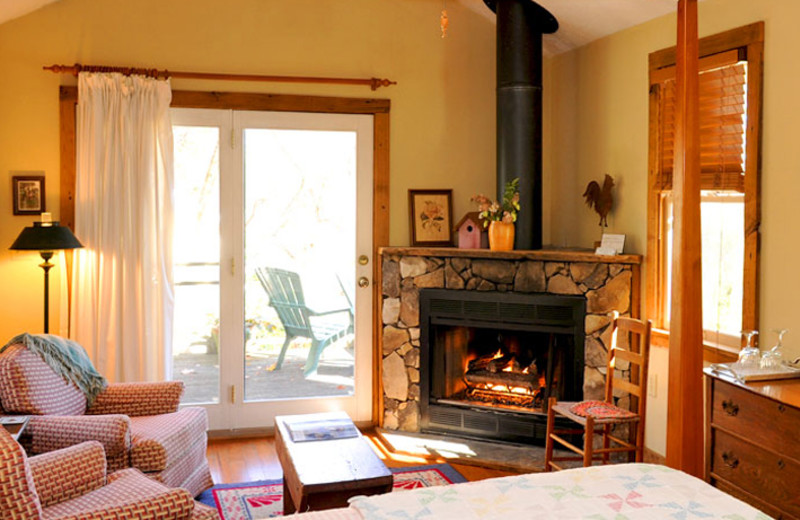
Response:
[43, 63, 397, 91]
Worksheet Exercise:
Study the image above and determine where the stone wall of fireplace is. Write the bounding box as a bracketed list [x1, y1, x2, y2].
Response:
[378, 247, 642, 432]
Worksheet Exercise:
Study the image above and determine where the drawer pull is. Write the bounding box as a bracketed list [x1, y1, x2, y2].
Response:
[778, 459, 785, 470]
[778, 404, 786, 413]
[722, 399, 739, 416]
[722, 452, 739, 469]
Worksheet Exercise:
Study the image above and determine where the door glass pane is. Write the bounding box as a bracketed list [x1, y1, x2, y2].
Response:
[171, 126, 221, 404]
[243, 128, 356, 401]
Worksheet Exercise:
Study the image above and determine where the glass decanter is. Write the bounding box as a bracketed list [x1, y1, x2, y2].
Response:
[738, 330, 760, 368]
[761, 329, 788, 369]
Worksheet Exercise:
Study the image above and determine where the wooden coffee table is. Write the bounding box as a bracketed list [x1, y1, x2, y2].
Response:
[274, 412, 393, 514]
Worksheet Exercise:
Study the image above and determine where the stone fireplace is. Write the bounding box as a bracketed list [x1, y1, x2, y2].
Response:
[378, 247, 641, 443]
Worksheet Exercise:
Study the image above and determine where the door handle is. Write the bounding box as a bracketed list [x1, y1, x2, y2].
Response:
[358, 277, 370, 288]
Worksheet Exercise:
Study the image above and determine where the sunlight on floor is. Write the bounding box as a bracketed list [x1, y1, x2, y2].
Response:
[365, 436, 442, 465]
[379, 432, 477, 460]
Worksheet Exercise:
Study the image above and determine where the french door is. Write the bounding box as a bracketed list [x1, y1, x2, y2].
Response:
[170, 107, 374, 430]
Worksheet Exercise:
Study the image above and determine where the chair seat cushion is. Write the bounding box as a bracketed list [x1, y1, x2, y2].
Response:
[0, 345, 86, 415]
[130, 407, 208, 472]
[42, 468, 193, 519]
[569, 400, 637, 420]
[149, 434, 208, 491]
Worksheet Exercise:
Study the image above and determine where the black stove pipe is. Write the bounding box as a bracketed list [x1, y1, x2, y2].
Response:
[484, 0, 557, 250]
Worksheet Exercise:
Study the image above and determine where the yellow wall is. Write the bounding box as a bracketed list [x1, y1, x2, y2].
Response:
[0, 0, 497, 341]
[546, 0, 800, 455]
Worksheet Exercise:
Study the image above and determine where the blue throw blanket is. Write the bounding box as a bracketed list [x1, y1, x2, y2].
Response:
[2, 333, 107, 407]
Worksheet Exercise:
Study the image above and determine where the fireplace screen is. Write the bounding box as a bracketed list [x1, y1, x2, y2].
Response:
[420, 289, 585, 443]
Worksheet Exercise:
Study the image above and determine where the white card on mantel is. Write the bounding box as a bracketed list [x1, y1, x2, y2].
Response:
[596, 234, 625, 255]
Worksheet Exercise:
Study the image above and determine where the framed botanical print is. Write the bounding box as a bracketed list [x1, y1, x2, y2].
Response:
[408, 189, 453, 247]
[12, 175, 46, 216]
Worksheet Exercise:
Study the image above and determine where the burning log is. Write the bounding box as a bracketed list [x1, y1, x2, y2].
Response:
[467, 352, 511, 372]
[465, 370, 539, 392]
[466, 387, 538, 409]
[489, 355, 515, 373]
[468, 353, 537, 373]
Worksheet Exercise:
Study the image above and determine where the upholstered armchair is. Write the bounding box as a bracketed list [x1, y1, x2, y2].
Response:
[0, 426, 218, 519]
[0, 343, 213, 496]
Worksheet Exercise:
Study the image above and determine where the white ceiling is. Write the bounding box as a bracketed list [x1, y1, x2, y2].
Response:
[0, 0, 59, 26]
[537, 0, 679, 54]
[0, 0, 679, 56]
[465, 0, 679, 55]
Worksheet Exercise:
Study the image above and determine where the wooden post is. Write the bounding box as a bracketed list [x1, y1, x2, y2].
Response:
[666, 0, 704, 477]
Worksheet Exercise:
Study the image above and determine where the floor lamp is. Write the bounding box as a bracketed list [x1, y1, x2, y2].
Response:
[10, 220, 83, 334]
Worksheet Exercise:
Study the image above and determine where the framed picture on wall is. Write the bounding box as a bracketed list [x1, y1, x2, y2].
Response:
[12, 174, 46, 216]
[408, 189, 453, 247]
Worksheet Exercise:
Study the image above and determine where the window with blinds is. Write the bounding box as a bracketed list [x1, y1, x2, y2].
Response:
[652, 49, 747, 192]
[646, 23, 763, 347]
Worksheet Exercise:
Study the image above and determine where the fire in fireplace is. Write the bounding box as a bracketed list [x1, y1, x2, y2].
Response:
[464, 343, 548, 410]
[420, 289, 585, 444]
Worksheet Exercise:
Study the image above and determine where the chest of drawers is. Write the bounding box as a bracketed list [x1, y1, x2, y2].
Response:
[705, 369, 800, 519]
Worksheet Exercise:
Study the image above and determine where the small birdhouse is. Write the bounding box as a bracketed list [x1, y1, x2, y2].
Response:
[454, 212, 488, 249]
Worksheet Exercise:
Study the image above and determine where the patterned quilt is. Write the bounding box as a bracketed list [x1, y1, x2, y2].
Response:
[333, 464, 772, 519]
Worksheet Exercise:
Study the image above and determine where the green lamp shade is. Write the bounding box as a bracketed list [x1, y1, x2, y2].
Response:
[10, 222, 83, 251]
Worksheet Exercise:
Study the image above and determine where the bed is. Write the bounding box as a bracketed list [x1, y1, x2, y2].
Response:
[290, 464, 771, 519]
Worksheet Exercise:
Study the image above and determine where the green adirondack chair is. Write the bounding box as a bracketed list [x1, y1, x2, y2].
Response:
[255, 267, 353, 377]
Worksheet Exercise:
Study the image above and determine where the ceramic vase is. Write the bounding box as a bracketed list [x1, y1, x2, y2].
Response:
[488, 221, 515, 251]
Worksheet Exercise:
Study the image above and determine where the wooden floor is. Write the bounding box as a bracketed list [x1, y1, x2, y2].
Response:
[208, 431, 522, 484]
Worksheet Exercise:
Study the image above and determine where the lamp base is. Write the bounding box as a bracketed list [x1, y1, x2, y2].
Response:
[39, 251, 54, 334]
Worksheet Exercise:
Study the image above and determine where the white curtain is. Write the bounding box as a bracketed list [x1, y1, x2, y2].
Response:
[71, 73, 174, 383]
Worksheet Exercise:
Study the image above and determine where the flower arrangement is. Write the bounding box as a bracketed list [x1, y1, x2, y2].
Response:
[471, 178, 520, 227]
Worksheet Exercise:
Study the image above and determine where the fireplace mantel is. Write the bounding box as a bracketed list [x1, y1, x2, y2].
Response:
[379, 247, 642, 266]
[376, 247, 642, 435]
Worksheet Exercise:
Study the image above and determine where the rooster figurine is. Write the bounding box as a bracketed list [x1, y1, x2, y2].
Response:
[582, 174, 615, 227]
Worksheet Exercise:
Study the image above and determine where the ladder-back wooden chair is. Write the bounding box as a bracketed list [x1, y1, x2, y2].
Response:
[255, 267, 353, 377]
[545, 311, 652, 470]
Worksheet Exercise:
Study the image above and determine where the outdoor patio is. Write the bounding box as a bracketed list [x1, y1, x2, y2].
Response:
[172, 336, 355, 404]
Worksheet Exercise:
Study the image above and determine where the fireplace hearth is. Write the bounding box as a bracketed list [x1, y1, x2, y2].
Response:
[420, 289, 585, 444]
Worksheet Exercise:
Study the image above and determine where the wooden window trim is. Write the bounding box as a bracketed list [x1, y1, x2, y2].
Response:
[59, 87, 391, 423]
[651, 327, 738, 363]
[646, 22, 763, 346]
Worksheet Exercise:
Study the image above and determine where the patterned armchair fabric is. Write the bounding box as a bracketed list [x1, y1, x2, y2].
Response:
[27, 440, 106, 508]
[0, 427, 219, 519]
[0, 419, 42, 518]
[25, 415, 131, 471]
[0, 346, 86, 415]
[87, 381, 184, 417]
[0, 341, 214, 496]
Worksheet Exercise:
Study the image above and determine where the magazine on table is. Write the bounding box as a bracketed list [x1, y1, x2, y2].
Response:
[0, 415, 29, 439]
[285, 416, 359, 442]
[0, 416, 27, 425]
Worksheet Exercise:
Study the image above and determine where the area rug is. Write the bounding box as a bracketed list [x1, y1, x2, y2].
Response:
[198, 464, 466, 520]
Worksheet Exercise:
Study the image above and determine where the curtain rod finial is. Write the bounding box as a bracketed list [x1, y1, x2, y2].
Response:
[370, 78, 397, 90]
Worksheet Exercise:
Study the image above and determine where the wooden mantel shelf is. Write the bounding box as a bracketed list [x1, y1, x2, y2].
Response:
[379, 247, 642, 265]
